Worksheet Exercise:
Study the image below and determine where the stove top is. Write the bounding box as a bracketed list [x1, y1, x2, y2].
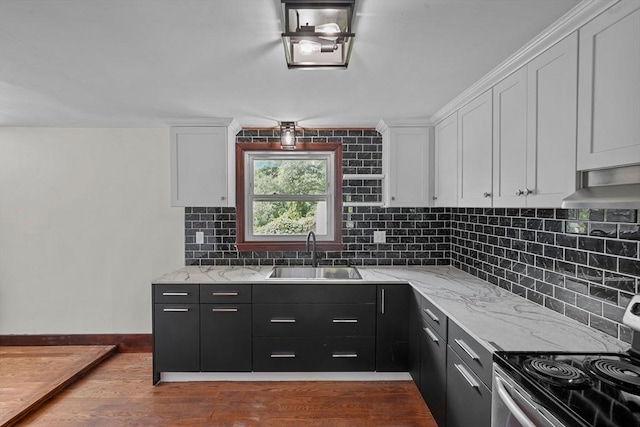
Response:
[494, 351, 640, 427]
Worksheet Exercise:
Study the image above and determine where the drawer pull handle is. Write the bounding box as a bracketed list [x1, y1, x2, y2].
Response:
[332, 352, 358, 358]
[212, 292, 239, 296]
[423, 308, 439, 323]
[271, 318, 296, 323]
[211, 308, 238, 313]
[271, 352, 295, 358]
[455, 339, 480, 361]
[381, 288, 385, 314]
[333, 319, 358, 323]
[162, 292, 188, 296]
[163, 308, 189, 312]
[423, 327, 439, 343]
[454, 363, 479, 389]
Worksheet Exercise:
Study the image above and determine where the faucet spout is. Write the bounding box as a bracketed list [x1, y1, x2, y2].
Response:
[306, 230, 318, 267]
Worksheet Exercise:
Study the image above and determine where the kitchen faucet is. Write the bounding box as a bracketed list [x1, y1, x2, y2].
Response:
[306, 230, 318, 267]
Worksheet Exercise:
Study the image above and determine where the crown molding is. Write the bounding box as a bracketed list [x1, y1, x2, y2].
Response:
[376, 118, 432, 133]
[166, 117, 241, 129]
[430, 0, 619, 125]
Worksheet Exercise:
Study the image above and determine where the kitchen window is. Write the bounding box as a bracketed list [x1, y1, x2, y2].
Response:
[235, 143, 343, 251]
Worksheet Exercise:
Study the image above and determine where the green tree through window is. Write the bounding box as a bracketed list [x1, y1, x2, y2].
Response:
[252, 158, 327, 235]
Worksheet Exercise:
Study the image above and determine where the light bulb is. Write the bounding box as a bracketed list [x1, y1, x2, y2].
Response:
[315, 23, 340, 34]
[299, 40, 321, 54]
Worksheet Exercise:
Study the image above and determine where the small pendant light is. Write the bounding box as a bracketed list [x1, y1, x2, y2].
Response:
[280, 121, 297, 150]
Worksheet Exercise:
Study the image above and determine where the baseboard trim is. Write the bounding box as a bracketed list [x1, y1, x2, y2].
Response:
[0, 334, 151, 353]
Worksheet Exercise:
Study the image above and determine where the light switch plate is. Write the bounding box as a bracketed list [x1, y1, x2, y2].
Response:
[373, 230, 386, 243]
[196, 231, 204, 244]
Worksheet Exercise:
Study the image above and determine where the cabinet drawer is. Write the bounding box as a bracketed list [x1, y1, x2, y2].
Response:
[419, 317, 447, 427]
[446, 347, 491, 427]
[200, 284, 251, 303]
[253, 284, 376, 304]
[253, 337, 375, 371]
[153, 284, 199, 303]
[417, 291, 447, 340]
[448, 321, 492, 388]
[253, 304, 375, 337]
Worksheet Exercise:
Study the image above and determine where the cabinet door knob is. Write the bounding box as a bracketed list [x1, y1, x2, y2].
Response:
[391, 196, 396, 201]
[220, 196, 226, 201]
[516, 189, 524, 196]
[483, 192, 491, 198]
[523, 188, 532, 196]
[432, 196, 438, 200]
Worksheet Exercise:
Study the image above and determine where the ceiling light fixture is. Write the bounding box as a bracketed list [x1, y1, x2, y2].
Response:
[280, 121, 297, 150]
[280, 0, 355, 69]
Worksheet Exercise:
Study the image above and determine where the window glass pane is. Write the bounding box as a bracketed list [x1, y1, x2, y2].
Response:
[253, 200, 328, 236]
[253, 159, 327, 195]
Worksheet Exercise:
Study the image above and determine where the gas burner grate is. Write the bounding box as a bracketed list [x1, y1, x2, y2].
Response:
[583, 357, 640, 394]
[523, 358, 591, 388]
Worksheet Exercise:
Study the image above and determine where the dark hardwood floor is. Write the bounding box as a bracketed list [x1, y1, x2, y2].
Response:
[18, 353, 436, 426]
[0, 345, 116, 426]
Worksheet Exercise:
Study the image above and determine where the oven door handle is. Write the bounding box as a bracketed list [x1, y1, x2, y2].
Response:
[494, 376, 537, 427]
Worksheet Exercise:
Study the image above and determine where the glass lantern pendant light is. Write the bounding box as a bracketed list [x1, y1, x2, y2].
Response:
[281, 0, 356, 69]
[280, 121, 297, 150]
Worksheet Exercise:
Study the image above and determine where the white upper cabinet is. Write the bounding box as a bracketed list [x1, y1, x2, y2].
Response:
[577, 1, 640, 170]
[377, 120, 432, 207]
[434, 112, 458, 207]
[526, 33, 578, 207]
[492, 33, 578, 208]
[458, 90, 493, 207]
[492, 67, 528, 207]
[170, 120, 241, 207]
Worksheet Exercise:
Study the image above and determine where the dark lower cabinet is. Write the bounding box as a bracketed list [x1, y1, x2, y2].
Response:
[408, 290, 421, 385]
[253, 336, 375, 371]
[419, 318, 447, 427]
[376, 284, 409, 371]
[200, 303, 252, 371]
[153, 303, 200, 384]
[445, 348, 491, 427]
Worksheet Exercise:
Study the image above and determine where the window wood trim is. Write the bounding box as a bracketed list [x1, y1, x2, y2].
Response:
[235, 142, 343, 252]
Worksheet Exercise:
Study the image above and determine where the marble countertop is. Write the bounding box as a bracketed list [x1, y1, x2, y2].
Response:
[153, 265, 628, 354]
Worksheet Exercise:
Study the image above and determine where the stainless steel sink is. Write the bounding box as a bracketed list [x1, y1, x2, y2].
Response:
[266, 267, 362, 280]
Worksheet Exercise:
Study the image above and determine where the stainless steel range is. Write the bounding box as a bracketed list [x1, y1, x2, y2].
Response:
[492, 296, 640, 427]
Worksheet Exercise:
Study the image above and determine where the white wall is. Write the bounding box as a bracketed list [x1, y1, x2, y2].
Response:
[0, 128, 184, 334]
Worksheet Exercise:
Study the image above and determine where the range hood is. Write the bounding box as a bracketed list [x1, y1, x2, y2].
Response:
[561, 164, 640, 209]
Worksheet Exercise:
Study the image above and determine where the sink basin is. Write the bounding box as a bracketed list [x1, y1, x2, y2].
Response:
[267, 267, 362, 280]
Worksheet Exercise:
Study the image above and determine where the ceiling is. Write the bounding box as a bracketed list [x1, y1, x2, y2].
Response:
[0, 0, 581, 128]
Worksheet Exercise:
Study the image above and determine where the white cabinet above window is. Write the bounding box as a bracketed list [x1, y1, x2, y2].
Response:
[170, 119, 241, 207]
[376, 120, 433, 207]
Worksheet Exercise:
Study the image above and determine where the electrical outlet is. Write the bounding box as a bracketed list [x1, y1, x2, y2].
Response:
[196, 231, 204, 244]
[373, 230, 386, 243]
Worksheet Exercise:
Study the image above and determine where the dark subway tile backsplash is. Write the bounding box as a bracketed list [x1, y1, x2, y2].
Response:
[184, 128, 639, 344]
[451, 207, 639, 343]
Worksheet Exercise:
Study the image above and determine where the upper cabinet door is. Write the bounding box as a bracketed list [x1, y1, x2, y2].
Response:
[458, 90, 493, 207]
[492, 67, 527, 208]
[577, 1, 640, 170]
[171, 126, 232, 207]
[526, 33, 578, 207]
[380, 123, 432, 207]
[434, 112, 458, 207]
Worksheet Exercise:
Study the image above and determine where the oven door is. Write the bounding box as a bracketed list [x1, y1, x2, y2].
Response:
[492, 364, 564, 427]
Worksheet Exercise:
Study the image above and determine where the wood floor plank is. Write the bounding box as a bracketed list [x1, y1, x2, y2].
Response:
[0, 345, 116, 427]
[19, 353, 437, 426]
